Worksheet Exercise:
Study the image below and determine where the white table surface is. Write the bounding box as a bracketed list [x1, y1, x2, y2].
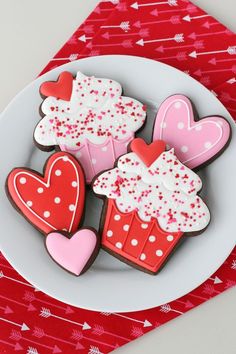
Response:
[0, 1, 235, 353]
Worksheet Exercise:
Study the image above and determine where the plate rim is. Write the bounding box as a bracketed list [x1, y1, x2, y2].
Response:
[0, 54, 235, 312]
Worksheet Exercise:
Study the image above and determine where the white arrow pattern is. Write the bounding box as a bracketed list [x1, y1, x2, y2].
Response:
[88, 346, 104, 354]
[0, 270, 38, 291]
[189, 46, 236, 58]
[137, 33, 184, 46]
[101, 312, 152, 327]
[0, 317, 29, 331]
[78, 34, 93, 43]
[101, 0, 119, 3]
[50, 54, 79, 62]
[183, 14, 209, 22]
[0, 0, 236, 351]
[227, 77, 236, 84]
[160, 304, 183, 315]
[131, 0, 178, 9]
[101, 21, 130, 32]
[209, 276, 223, 284]
[40, 308, 91, 330]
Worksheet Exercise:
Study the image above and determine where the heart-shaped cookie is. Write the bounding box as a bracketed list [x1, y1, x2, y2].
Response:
[40, 71, 73, 101]
[6, 152, 85, 235]
[130, 138, 166, 167]
[46, 229, 98, 275]
[153, 95, 231, 169]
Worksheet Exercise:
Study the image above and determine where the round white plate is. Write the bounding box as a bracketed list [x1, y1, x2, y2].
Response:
[0, 55, 235, 312]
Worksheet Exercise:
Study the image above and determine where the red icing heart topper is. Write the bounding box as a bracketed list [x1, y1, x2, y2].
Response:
[40, 71, 73, 101]
[130, 138, 166, 167]
[6, 152, 85, 235]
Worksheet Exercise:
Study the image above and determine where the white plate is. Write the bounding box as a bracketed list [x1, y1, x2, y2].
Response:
[0, 55, 235, 312]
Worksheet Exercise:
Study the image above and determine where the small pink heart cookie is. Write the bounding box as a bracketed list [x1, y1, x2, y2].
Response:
[153, 94, 231, 169]
[46, 229, 99, 276]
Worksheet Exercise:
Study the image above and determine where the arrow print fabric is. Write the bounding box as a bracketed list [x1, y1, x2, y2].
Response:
[1, 0, 236, 353]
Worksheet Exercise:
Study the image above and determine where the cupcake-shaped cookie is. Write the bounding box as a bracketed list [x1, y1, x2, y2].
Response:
[93, 138, 210, 274]
[34, 71, 146, 183]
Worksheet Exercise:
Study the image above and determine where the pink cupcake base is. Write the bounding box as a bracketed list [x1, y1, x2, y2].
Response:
[60, 135, 133, 184]
[102, 200, 184, 274]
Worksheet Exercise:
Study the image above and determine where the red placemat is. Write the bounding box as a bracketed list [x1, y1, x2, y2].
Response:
[1, 1, 236, 353]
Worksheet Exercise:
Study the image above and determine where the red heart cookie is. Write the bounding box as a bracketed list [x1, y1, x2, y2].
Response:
[130, 138, 166, 167]
[6, 152, 85, 235]
[40, 71, 73, 101]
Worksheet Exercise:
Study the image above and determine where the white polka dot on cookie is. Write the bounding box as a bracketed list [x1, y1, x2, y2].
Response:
[141, 224, 148, 229]
[114, 214, 121, 221]
[69, 204, 75, 211]
[131, 239, 138, 246]
[116, 242, 122, 249]
[140, 253, 146, 261]
[174, 101, 182, 109]
[20, 177, 27, 184]
[54, 197, 61, 204]
[123, 224, 129, 231]
[156, 250, 163, 257]
[55, 169, 62, 176]
[167, 235, 174, 242]
[204, 142, 212, 149]
[107, 230, 113, 237]
[177, 122, 184, 130]
[149, 235, 156, 242]
[181, 146, 188, 153]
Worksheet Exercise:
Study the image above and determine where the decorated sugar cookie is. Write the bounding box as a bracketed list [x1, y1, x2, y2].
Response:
[6, 152, 100, 276]
[93, 138, 210, 274]
[6, 152, 85, 235]
[34, 71, 146, 183]
[153, 94, 231, 169]
[46, 228, 99, 276]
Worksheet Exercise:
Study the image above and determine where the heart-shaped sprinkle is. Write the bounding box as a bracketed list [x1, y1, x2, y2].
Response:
[130, 138, 166, 167]
[46, 229, 98, 275]
[40, 72, 73, 101]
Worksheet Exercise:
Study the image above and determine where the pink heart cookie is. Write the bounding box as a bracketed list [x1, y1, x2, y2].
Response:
[153, 95, 231, 169]
[46, 229, 99, 276]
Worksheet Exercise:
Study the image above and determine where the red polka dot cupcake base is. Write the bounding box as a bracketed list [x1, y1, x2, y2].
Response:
[101, 200, 183, 274]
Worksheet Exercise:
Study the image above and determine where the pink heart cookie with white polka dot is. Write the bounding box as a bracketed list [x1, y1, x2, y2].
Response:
[6, 152, 85, 235]
[153, 95, 231, 169]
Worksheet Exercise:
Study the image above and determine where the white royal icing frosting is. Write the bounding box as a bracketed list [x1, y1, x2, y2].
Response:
[34, 71, 146, 147]
[93, 149, 210, 233]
